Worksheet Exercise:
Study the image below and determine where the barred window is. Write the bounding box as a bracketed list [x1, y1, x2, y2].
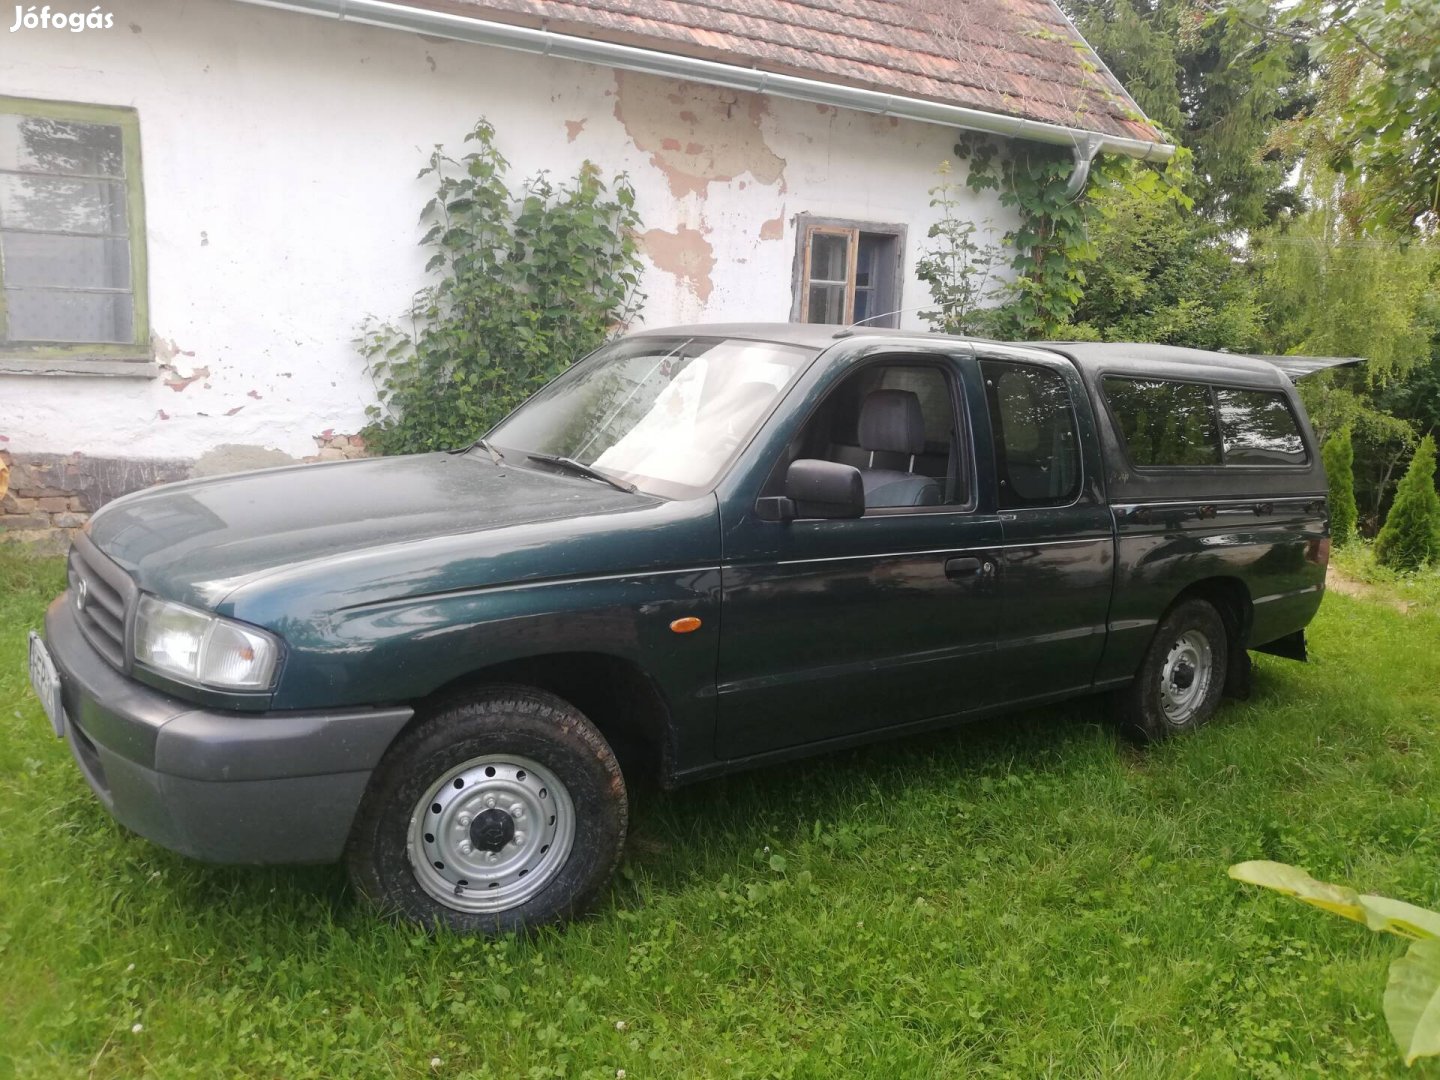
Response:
[0, 97, 148, 369]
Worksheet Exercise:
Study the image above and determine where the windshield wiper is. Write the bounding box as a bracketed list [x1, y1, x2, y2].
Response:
[525, 452, 637, 493]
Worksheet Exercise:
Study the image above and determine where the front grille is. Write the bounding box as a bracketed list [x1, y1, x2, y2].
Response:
[67, 537, 136, 671]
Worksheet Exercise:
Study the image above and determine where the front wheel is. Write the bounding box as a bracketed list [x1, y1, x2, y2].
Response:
[346, 687, 627, 935]
[1119, 598, 1228, 744]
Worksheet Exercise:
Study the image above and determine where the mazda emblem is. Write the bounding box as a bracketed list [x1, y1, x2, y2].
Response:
[76, 577, 88, 612]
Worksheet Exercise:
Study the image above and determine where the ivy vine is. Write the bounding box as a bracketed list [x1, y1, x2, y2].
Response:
[951, 133, 1191, 339]
[357, 120, 646, 455]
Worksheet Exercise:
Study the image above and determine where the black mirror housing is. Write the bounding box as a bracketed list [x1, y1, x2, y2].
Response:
[782, 459, 865, 519]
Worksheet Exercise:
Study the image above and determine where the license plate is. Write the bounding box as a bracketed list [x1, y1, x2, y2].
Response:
[28, 631, 65, 738]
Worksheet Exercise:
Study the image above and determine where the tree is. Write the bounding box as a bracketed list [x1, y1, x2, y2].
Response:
[1230, 0, 1440, 234]
[1063, 0, 1311, 231]
[1375, 435, 1440, 571]
[1253, 194, 1438, 528]
[1321, 427, 1358, 545]
[1065, 181, 1264, 349]
[1254, 204, 1437, 383]
[1305, 0, 1440, 234]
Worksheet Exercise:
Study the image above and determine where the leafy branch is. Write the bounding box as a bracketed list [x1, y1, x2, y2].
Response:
[357, 119, 646, 455]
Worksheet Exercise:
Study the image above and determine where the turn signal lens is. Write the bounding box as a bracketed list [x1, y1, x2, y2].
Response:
[669, 616, 702, 634]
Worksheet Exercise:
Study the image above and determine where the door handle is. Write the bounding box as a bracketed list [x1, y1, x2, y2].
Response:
[945, 556, 985, 579]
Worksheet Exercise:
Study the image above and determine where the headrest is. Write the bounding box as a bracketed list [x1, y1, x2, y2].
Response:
[858, 389, 926, 455]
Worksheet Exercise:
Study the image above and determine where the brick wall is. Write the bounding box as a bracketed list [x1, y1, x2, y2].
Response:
[0, 435, 369, 553]
[0, 452, 192, 553]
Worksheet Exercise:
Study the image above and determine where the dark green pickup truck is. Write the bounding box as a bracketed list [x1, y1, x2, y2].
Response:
[30, 325, 1331, 933]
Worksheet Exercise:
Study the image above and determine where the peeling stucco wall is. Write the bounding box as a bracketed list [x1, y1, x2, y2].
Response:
[612, 72, 787, 199]
[639, 227, 717, 303]
[2, 0, 1017, 533]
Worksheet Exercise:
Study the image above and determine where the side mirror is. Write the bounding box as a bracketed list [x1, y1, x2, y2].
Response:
[755, 459, 865, 522]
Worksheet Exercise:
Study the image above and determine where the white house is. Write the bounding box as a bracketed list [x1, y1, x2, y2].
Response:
[0, 0, 1168, 543]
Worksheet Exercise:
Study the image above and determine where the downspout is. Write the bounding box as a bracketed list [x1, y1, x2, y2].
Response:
[230, 0, 1175, 163]
[1063, 133, 1106, 200]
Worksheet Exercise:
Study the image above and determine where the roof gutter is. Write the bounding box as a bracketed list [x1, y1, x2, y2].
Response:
[230, 0, 1175, 163]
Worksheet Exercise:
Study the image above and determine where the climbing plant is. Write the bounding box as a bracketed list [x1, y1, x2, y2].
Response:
[915, 161, 1004, 336]
[951, 134, 1191, 339]
[357, 120, 646, 455]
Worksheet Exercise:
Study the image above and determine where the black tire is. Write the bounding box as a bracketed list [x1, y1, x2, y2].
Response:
[346, 686, 627, 935]
[1119, 598, 1229, 744]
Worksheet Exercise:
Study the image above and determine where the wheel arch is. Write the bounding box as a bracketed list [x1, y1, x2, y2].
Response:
[406, 651, 676, 789]
[1170, 575, 1254, 697]
[1172, 575, 1253, 649]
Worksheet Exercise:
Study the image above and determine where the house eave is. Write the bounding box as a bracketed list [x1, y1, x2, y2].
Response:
[230, 0, 1176, 162]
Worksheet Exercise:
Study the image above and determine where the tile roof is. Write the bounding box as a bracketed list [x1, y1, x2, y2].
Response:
[389, 0, 1162, 143]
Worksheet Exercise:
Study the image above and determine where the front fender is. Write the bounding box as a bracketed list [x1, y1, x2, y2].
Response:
[267, 565, 722, 754]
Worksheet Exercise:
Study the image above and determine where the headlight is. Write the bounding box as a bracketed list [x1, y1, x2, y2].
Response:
[133, 595, 281, 691]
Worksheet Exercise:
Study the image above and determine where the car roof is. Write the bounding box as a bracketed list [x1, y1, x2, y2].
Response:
[625, 322, 957, 349]
[630, 325, 1296, 380]
[626, 325, 1296, 388]
[1034, 342, 1293, 387]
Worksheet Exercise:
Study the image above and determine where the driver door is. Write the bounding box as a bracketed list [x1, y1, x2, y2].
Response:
[714, 352, 1006, 760]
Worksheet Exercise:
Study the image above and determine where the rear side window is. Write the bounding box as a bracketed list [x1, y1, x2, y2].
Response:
[982, 360, 1080, 509]
[1103, 377, 1222, 467]
[1216, 388, 1308, 464]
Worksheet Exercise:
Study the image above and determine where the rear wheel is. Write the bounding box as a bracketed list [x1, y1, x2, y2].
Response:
[1120, 598, 1228, 743]
[346, 687, 627, 935]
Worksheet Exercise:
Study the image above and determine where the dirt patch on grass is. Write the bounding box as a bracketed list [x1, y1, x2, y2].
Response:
[1327, 566, 1415, 614]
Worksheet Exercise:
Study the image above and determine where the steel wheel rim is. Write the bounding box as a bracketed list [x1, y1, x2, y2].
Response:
[407, 753, 575, 914]
[1159, 629, 1213, 724]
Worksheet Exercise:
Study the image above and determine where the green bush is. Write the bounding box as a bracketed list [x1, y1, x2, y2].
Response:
[1321, 426, 1358, 544]
[1375, 434, 1440, 571]
[358, 120, 645, 455]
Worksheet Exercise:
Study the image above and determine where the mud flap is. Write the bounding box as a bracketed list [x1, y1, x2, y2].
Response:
[1224, 647, 1252, 700]
[1255, 629, 1307, 662]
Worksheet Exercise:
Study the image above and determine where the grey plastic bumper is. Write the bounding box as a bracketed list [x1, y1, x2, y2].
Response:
[42, 595, 413, 864]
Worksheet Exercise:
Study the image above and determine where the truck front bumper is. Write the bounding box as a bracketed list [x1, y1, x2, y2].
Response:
[42, 594, 413, 864]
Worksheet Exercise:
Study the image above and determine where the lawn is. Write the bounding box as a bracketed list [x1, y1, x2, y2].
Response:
[2, 550, 1439, 1079]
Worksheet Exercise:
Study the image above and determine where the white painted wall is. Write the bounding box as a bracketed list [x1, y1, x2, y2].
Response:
[1, 0, 1016, 461]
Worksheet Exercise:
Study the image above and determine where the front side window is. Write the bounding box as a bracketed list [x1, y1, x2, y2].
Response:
[772, 360, 966, 510]
[1103, 377, 1223, 467]
[488, 336, 816, 499]
[1216, 388, 1308, 464]
[982, 360, 1081, 509]
[0, 97, 148, 365]
[794, 217, 903, 328]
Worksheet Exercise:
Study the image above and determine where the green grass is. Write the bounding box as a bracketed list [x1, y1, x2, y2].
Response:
[3, 550, 1439, 1078]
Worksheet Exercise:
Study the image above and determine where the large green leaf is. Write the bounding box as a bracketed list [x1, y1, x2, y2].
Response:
[1360, 896, 1440, 942]
[1228, 861, 1367, 923]
[1385, 939, 1440, 1065]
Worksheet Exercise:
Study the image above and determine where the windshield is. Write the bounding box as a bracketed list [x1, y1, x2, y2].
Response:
[488, 336, 818, 498]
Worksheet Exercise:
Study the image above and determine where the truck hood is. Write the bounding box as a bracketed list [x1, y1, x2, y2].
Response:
[88, 452, 657, 609]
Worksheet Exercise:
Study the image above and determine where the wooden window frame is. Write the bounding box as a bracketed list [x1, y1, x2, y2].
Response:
[0, 95, 154, 377]
[790, 215, 906, 328]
